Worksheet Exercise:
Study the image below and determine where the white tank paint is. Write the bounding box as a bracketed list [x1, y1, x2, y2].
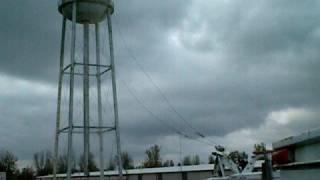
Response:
[58, 0, 114, 24]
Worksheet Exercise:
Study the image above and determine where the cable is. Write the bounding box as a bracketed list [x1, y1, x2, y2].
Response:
[99, 76, 214, 147]
[119, 78, 187, 137]
[102, 79, 215, 164]
[119, 78, 217, 148]
[113, 16, 219, 146]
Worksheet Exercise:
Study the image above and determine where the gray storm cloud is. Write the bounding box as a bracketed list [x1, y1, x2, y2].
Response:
[0, 0, 319, 166]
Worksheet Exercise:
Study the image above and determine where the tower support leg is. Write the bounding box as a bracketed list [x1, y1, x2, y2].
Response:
[95, 23, 105, 180]
[53, 17, 66, 180]
[67, 2, 77, 179]
[83, 23, 90, 177]
[107, 9, 123, 180]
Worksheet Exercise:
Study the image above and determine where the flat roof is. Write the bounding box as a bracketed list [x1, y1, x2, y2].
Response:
[274, 160, 320, 170]
[273, 127, 320, 150]
[38, 161, 265, 178]
[38, 164, 215, 178]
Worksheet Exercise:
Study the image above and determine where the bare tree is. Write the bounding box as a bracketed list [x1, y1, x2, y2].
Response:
[108, 151, 134, 170]
[143, 145, 162, 168]
[193, 155, 200, 165]
[183, 155, 192, 166]
[170, 160, 174, 166]
[57, 153, 67, 173]
[79, 152, 98, 172]
[120, 151, 134, 170]
[106, 158, 115, 171]
[163, 160, 174, 167]
[33, 150, 53, 176]
[55, 151, 77, 173]
[0, 150, 18, 179]
[183, 155, 200, 166]
[17, 166, 35, 180]
[208, 155, 215, 164]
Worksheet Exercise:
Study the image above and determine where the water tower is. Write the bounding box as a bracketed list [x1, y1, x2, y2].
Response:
[53, 0, 123, 180]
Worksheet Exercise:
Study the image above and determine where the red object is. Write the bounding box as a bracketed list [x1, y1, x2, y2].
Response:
[272, 148, 291, 165]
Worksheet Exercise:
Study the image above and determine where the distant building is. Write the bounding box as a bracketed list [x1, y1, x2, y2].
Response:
[273, 127, 320, 180]
[37, 164, 215, 180]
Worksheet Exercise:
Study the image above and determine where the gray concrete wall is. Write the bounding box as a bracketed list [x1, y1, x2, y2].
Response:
[142, 174, 157, 180]
[281, 169, 320, 180]
[162, 173, 181, 180]
[127, 174, 139, 180]
[188, 171, 212, 180]
[294, 143, 320, 162]
[105, 176, 127, 180]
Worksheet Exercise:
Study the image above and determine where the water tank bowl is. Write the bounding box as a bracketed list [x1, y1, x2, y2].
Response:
[58, 0, 114, 24]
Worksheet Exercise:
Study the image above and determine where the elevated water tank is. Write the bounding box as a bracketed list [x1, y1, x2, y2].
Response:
[58, 0, 114, 24]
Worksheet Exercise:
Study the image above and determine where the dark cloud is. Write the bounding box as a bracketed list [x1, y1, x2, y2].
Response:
[0, 0, 320, 167]
[0, 0, 61, 81]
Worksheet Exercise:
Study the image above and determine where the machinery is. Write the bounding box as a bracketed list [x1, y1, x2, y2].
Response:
[205, 146, 279, 180]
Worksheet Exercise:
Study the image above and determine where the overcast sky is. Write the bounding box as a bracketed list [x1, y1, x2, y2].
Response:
[1, 0, 320, 168]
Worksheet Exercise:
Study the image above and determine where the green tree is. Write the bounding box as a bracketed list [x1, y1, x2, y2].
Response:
[143, 145, 162, 168]
[0, 150, 18, 179]
[254, 143, 266, 154]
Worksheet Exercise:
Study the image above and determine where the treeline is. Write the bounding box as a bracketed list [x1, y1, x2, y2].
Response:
[0, 144, 250, 179]
[0, 150, 34, 180]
